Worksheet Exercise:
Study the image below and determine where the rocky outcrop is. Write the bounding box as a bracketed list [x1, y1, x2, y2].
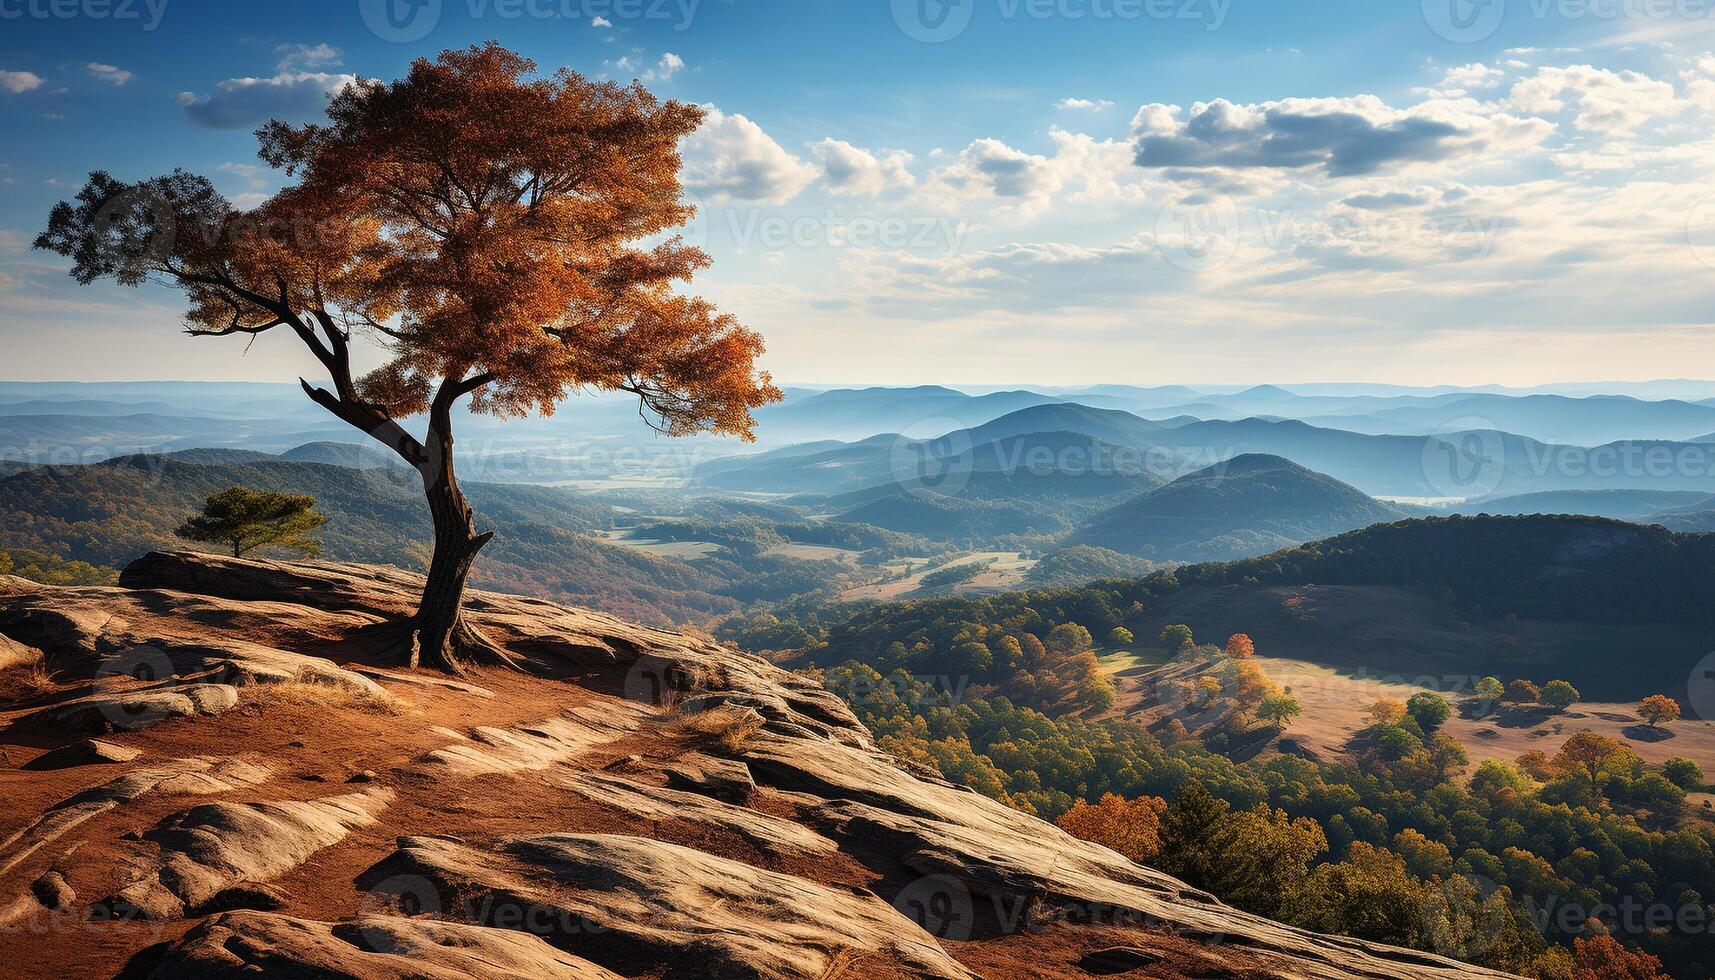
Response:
[100, 788, 393, 919]
[0, 553, 1520, 979]
[360, 833, 975, 979]
[144, 911, 625, 979]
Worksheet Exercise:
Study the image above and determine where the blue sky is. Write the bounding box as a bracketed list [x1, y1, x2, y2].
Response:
[2, 0, 1714, 386]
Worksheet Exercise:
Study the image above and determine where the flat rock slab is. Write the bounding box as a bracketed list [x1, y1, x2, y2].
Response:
[555, 770, 836, 858]
[0, 755, 271, 893]
[102, 788, 393, 919]
[143, 910, 624, 979]
[361, 833, 975, 979]
[22, 738, 142, 770]
[37, 682, 240, 731]
[344, 664, 495, 698]
[412, 704, 648, 778]
[634, 751, 756, 802]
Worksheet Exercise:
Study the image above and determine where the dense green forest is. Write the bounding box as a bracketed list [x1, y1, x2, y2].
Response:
[747, 514, 1715, 977]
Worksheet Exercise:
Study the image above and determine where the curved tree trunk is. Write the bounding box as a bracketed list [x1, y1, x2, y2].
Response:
[404, 382, 507, 674]
[412, 461, 493, 671]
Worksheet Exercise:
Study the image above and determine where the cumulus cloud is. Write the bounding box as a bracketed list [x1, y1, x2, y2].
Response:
[84, 63, 132, 86]
[592, 16, 613, 27]
[1131, 95, 1545, 177]
[1508, 65, 1678, 134]
[809, 139, 915, 196]
[932, 138, 1064, 200]
[1431, 63, 1504, 97]
[275, 43, 342, 72]
[178, 71, 358, 129]
[1057, 97, 1114, 111]
[680, 106, 817, 204]
[0, 70, 43, 94]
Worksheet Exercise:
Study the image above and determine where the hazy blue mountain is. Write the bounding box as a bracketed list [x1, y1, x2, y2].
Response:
[279, 441, 408, 469]
[1072, 454, 1403, 561]
[1459, 489, 1713, 521]
[747, 385, 1069, 441]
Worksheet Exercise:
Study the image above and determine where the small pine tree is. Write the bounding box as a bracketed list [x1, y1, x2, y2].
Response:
[176, 487, 327, 558]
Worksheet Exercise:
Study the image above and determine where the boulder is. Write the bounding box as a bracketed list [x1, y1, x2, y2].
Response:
[22, 738, 142, 770]
[0, 632, 43, 672]
[37, 682, 240, 731]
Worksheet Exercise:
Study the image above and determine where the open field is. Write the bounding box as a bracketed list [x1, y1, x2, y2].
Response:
[840, 551, 1037, 601]
[761, 542, 864, 562]
[592, 529, 725, 561]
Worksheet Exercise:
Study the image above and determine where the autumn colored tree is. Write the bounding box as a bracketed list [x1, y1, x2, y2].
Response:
[1045, 622, 1094, 658]
[1552, 731, 1633, 797]
[1224, 633, 1255, 658]
[1541, 679, 1580, 712]
[176, 487, 326, 558]
[1367, 698, 1407, 727]
[1054, 793, 1167, 863]
[36, 45, 778, 671]
[1569, 934, 1671, 980]
[1637, 694, 1680, 728]
[1504, 679, 1541, 704]
[1106, 626, 1134, 647]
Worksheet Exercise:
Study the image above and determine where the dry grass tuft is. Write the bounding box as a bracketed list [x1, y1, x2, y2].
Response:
[673, 704, 766, 753]
[0, 661, 57, 704]
[249, 676, 413, 716]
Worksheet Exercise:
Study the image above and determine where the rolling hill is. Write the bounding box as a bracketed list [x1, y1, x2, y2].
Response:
[1071, 454, 1404, 561]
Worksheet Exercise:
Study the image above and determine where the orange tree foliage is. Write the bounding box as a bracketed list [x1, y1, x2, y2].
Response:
[1224, 633, 1255, 658]
[36, 44, 780, 670]
[1571, 934, 1672, 980]
[1637, 694, 1681, 728]
[1054, 793, 1167, 863]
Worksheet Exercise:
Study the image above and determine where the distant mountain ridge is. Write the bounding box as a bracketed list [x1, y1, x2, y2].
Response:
[1072, 454, 1404, 561]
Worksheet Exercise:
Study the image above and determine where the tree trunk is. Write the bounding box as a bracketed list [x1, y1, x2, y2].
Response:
[409, 435, 496, 673]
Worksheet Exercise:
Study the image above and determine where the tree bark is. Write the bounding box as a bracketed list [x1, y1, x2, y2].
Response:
[411, 454, 493, 671]
[401, 377, 508, 674]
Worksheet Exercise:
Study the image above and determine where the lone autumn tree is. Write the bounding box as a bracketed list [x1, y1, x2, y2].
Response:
[36, 45, 779, 671]
[177, 487, 326, 558]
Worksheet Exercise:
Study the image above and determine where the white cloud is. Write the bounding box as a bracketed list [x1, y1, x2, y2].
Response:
[607, 51, 685, 83]
[681, 106, 817, 204]
[1131, 95, 1552, 177]
[591, 15, 613, 27]
[0, 70, 43, 94]
[809, 139, 915, 196]
[931, 138, 1064, 201]
[1432, 63, 1504, 97]
[178, 71, 359, 129]
[275, 43, 342, 72]
[1057, 97, 1114, 111]
[1508, 65, 1678, 134]
[84, 63, 132, 86]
